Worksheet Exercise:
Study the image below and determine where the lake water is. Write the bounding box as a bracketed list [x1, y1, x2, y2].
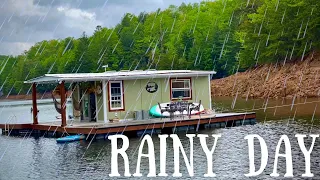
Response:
[1, 97, 320, 179]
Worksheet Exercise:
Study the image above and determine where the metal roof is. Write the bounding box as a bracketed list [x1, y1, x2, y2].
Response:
[24, 70, 216, 84]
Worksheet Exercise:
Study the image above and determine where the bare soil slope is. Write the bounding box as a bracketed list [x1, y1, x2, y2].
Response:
[211, 51, 320, 99]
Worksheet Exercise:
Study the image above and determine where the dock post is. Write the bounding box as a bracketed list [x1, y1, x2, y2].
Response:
[32, 83, 38, 125]
[60, 81, 67, 127]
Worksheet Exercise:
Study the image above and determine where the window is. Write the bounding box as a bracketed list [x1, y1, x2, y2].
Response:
[170, 78, 192, 100]
[108, 81, 124, 111]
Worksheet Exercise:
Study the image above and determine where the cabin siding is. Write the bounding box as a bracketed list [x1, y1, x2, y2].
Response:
[193, 76, 210, 110]
[101, 76, 211, 120]
[96, 92, 104, 121]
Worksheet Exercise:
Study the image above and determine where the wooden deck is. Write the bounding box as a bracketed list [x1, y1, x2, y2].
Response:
[0, 112, 256, 138]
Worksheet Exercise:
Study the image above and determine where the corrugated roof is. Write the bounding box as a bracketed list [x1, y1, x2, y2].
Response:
[24, 70, 216, 84]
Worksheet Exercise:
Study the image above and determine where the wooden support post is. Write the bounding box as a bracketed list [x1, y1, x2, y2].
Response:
[32, 83, 38, 125]
[60, 81, 67, 127]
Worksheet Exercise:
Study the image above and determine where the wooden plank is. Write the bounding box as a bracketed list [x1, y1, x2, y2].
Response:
[0, 113, 256, 135]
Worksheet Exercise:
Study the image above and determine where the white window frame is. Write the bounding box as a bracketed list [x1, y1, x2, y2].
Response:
[108, 81, 124, 111]
[170, 78, 192, 100]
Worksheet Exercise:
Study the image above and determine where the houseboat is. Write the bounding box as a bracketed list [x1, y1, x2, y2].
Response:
[0, 70, 256, 138]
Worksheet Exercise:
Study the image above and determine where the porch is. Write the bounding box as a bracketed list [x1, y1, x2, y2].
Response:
[0, 112, 256, 138]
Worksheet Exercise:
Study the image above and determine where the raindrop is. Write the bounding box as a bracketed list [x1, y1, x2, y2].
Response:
[264, 97, 269, 112]
[170, 16, 176, 33]
[274, 47, 278, 56]
[62, 38, 73, 55]
[228, 11, 234, 26]
[97, 47, 107, 64]
[292, 107, 297, 121]
[0, 56, 10, 75]
[219, 31, 230, 59]
[0, 77, 8, 90]
[145, 39, 154, 54]
[302, 18, 309, 38]
[194, 48, 200, 66]
[281, 28, 284, 36]
[296, 7, 300, 16]
[311, 104, 317, 123]
[311, 50, 315, 60]
[0, 17, 7, 31]
[301, 41, 308, 61]
[283, 50, 288, 66]
[253, 24, 257, 34]
[289, 42, 296, 60]
[258, 7, 268, 36]
[193, 15, 199, 33]
[231, 89, 239, 109]
[112, 40, 120, 53]
[265, 65, 271, 81]
[251, 0, 256, 8]
[35, 41, 45, 56]
[290, 94, 296, 111]
[265, 30, 271, 46]
[254, 40, 261, 60]
[275, 0, 280, 11]
[246, 88, 250, 101]
[222, 0, 227, 12]
[8, 11, 14, 22]
[297, 20, 303, 39]
[205, 29, 210, 42]
[211, 43, 215, 53]
[246, 0, 250, 7]
[310, 7, 314, 16]
[101, 0, 109, 10]
[132, 22, 140, 34]
[182, 45, 187, 57]
[281, 9, 286, 24]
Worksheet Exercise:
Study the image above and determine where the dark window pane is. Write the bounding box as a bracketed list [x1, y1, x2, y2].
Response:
[172, 90, 190, 98]
[172, 79, 190, 88]
[111, 82, 121, 88]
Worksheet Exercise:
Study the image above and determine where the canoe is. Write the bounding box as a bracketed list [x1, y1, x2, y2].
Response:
[56, 135, 85, 143]
[149, 102, 204, 117]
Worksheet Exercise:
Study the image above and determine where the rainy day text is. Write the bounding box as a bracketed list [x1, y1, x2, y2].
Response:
[107, 134, 318, 178]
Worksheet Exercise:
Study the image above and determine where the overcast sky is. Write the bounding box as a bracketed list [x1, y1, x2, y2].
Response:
[0, 0, 200, 56]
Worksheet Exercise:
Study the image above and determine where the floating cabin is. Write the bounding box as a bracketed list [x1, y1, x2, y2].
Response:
[0, 70, 256, 138]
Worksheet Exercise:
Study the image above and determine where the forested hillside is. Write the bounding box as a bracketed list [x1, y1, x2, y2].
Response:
[0, 0, 319, 96]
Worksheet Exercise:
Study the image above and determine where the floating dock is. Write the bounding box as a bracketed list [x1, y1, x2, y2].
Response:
[0, 112, 256, 139]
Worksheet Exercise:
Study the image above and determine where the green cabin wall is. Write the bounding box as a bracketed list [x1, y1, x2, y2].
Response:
[98, 75, 211, 121]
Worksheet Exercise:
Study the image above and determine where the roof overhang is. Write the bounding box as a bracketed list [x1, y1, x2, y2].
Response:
[24, 70, 216, 84]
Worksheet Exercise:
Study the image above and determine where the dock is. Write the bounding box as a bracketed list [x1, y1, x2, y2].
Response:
[0, 112, 256, 139]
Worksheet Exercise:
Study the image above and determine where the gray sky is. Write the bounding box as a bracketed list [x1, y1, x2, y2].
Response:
[0, 0, 199, 56]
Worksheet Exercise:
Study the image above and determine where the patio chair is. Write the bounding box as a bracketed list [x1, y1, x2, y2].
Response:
[169, 102, 178, 120]
[178, 101, 188, 120]
[158, 102, 169, 120]
[188, 100, 201, 118]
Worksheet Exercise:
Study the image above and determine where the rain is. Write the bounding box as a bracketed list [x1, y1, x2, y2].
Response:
[0, 0, 320, 178]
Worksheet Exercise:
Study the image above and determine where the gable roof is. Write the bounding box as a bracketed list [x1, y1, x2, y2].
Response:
[24, 70, 216, 84]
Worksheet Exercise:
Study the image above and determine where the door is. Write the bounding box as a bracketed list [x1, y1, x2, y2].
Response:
[89, 92, 97, 122]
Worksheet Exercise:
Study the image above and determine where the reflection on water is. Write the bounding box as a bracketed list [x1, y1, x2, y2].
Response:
[0, 97, 319, 179]
[213, 96, 320, 124]
[0, 100, 73, 124]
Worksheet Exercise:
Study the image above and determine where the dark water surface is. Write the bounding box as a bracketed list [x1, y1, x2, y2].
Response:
[1, 97, 320, 179]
